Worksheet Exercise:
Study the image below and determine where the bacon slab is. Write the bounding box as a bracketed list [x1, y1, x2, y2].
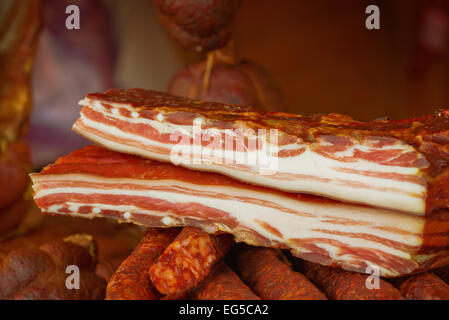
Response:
[73, 88, 449, 215]
[30, 146, 449, 277]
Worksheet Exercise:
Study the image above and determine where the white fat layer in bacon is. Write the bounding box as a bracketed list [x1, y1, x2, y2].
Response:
[75, 103, 427, 215]
[33, 174, 426, 276]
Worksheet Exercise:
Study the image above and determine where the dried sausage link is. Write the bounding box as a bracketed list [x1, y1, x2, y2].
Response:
[300, 260, 403, 300]
[238, 247, 327, 300]
[190, 263, 260, 300]
[106, 228, 179, 300]
[399, 273, 449, 300]
[150, 227, 233, 294]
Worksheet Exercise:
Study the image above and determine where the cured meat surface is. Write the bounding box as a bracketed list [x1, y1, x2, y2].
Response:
[299, 261, 403, 300]
[154, 0, 241, 52]
[106, 228, 179, 300]
[189, 263, 260, 300]
[31, 146, 449, 277]
[167, 58, 286, 112]
[397, 273, 449, 300]
[0, 234, 106, 300]
[74, 88, 449, 215]
[237, 246, 327, 300]
[0, 141, 30, 209]
[149, 227, 234, 295]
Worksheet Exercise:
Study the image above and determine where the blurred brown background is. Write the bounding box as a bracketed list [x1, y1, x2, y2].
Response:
[232, 0, 449, 119]
[29, 0, 449, 166]
[112, 0, 449, 118]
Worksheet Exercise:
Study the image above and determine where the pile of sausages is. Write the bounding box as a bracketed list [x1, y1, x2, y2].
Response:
[105, 227, 449, 300]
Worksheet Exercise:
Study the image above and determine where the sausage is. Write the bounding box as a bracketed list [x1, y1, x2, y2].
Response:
[300, 260, 403, 300]
[167, 58, 286, 112]
[0, 142, 30, 209]
[0, 234, 106, 300]
[150, 227, 234, 294]
[154, 0, 241, 51]
[398, 273, 449, 300]
[189, 262, 260, 300]
[237, 246, 327, 300]
[106, 228, 180, 300]
[161, 292, 189, 300]
[0, 198, 30, 238]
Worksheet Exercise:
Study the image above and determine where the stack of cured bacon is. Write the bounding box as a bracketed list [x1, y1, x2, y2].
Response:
[30, 88, 449, 299]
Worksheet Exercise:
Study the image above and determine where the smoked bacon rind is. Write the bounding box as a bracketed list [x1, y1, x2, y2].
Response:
[30, 146, 449, 277]
[74, 88, 449, 215]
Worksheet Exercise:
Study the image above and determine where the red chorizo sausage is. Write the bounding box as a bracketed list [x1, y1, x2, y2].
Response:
[106, 228, 180, 300]
[300, 260, 403, 300]
[161, 292, 189, 300]
[237, 246, 326, 300]
[0, 234, 105, 300]
[189, 262, 260, 300]
[150, 227, 234, 295]
[399, 273, 449, 300]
